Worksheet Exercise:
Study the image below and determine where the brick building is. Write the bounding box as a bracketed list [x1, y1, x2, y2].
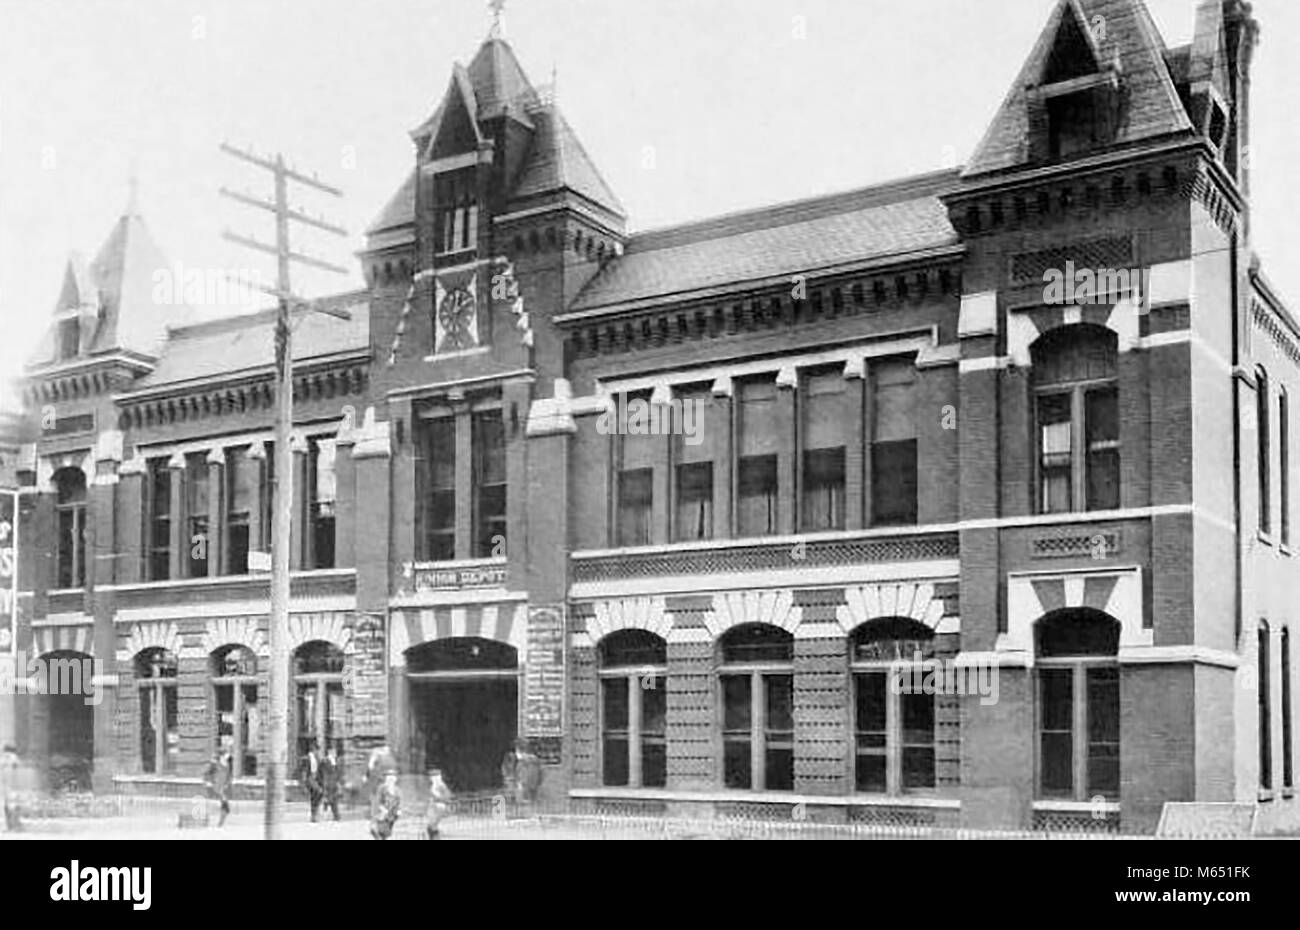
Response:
[5, 0, 1298, 833]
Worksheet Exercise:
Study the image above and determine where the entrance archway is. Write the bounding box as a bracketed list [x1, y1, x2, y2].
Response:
[405, 638, 518, 794]
[29, 650, 95, 790]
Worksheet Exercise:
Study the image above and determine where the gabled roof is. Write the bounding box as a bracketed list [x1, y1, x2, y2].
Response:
[511, 106, 625, 218]
[963, 0, 1193, 178]
[570, 170, 959, 314]
[132, 292, 371, 392]
[31, 209, 195, 366]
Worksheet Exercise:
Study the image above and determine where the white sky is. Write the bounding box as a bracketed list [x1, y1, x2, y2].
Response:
[1, 0, 1297, 408]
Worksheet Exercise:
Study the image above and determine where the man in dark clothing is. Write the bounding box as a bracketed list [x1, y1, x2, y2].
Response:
[300, 742, 323, 822]
[320, 747, 342, 822]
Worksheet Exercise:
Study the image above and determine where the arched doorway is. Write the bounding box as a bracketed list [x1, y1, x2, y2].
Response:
[405, 638, 518, 794]
[30, 650, 95, 790]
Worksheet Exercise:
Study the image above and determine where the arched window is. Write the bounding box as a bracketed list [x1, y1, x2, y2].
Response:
[212, 645, 259, 777]
[1032, 326, 1120, 514]
[1258, 369, 1272, 535]
[599, 630, 667, 789]
[718, 624, 793, 792]
[135, 648, 178, 774]
[1036, 609, 1120, 801]
[1259, 621, 1272, 791]
[293, 642, 345, 763]
[54, 467, 86, 589]
[851, 618, 937, 794]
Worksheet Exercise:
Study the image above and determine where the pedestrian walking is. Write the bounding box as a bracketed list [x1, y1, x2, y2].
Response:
[321, 746, 342, 822]
[425, 768, 452, 840]
[203, 748, 233, 827]
[513, 739, 543, 805]
[2, 744, 22, 832]
[370, 770, 401, 840]
[366, 744, 396, 817]
[300, 741, 324, 822]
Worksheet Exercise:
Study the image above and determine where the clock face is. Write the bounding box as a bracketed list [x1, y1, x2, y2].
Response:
[437, 287, 477, 352]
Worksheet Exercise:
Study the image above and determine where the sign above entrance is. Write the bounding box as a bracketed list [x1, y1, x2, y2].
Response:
[399, 562, 507, 594]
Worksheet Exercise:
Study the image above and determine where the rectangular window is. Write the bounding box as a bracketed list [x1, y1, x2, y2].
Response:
[737, 456, 777, 537]
[1085, 387, 1120, 511]
[185, 453, 209, 577]
[472, 410, 507, 558]
[418, 418, 456, 562]
[1281, 392, 1291, 546]
[722, 675, 752, 789]
[434, 169, 479, 255]
[1038, 393, 1073, 514]
[802, 448, 845, 531]
[642, 677, 667, 789]
[226, 447, 253, 575]
[308, 438, 336, 569]
[601, 677, 630, 787]
[260, 443, 276, 552]
[738, 378, 780, 537]
[1039, 668, 1074, 798]
[1283, 630, 1293, 791]
[802, 371, 845, 531]
[854, 672, 888, 793]
[854, 669, 935, 794]
[146, 458, 171, 581]
[872, 359, 918, 526]
[1260, 626, 1272, 791]
[763, 674, 794, 792]
[1258, 373, 1271, 535]
[1039, 664, 1120, 800]
[617, 469, 653, 548]
[675, 462, 713, 542]
[1047, 89, 1102, 159]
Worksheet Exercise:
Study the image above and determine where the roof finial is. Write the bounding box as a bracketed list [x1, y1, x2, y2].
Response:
[127, 158, 140, 216]
[488, 0, 506, 38]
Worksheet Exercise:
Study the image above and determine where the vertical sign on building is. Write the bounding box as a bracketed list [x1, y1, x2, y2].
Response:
[524, 604, 566, 764]
[0, 489, 16, 657]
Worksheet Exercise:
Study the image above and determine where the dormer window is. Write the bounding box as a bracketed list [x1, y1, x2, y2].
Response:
[434, 168, 478, 255]
[1048, 89, 1103, 159]
[57, 318, 79, 360]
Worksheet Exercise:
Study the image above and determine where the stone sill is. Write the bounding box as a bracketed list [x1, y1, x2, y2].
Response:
[101, 567, 356, 594]
[569, 787, 960, 809]
[1033, 799, 1121, 814]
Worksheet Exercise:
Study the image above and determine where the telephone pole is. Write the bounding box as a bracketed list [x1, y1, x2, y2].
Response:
[219, 144, 349, 840]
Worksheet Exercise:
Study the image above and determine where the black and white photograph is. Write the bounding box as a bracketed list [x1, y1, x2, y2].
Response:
[0, 0, 1296, 909]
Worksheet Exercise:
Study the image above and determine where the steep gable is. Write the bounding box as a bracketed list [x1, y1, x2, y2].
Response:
[964, 0, 1192, 178]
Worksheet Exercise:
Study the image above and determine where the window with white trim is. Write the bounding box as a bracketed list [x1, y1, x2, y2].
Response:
[53, 467, 86, 589]
[212, 645, 259, 778]
[599, 630, 667, 789]
[1036, 609, 1120, 801]
[851, 617, 937, 794]
[1033, 326, 1120, 514]
[136, 648, 178, 774]
[719, 624, 793, 792]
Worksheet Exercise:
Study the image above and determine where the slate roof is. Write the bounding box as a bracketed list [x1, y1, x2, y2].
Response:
[963, 0, 1194, 178]
[367, 168, 417, 235]
[131, 292, 370, 392]
[569, 170, 960, 314]
[31, 210, 197, 365]
[511, 106, 625, 217]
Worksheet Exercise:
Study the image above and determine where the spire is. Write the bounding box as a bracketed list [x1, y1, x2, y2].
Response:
[488, 0, 506, 39]
[126, 163, 140, 217]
